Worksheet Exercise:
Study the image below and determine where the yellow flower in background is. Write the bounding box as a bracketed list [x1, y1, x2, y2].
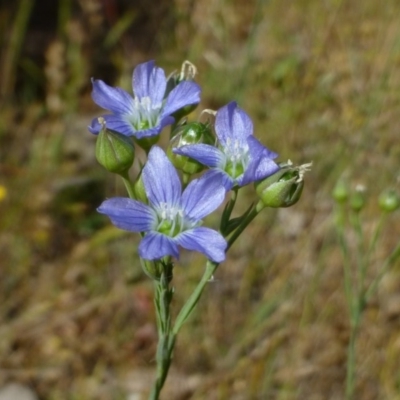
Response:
[0, 185, 7, 202]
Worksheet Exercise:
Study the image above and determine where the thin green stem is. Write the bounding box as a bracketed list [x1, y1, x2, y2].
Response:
[335, 203, 359, 400]
[345, 312, 361, 400]
[225, 187, 239, 221]
[173, 260, 219, 335]
[149, 262, 175, 400]
[227, 205, 259, 250]
[350, 212, 366, 299]
[335, 204, 353, 312]
[121, 173, 136, 199]
[365, 240, 400, 303]
[367, 213, 387, 259]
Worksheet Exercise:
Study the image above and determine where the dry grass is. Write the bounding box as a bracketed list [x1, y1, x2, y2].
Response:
[1, 0, 400, 399]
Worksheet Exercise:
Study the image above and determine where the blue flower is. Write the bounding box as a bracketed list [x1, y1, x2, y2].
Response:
[88, 61, 201, 139]
[98, 146, 227, 262]
[173, 101, 279, 190]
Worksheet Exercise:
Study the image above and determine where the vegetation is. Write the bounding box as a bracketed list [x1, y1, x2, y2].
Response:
[1, 0, 400, 398]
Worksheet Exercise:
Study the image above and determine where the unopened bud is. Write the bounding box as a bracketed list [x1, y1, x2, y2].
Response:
[378, 189, 400, 213]
[255, 161, 312, 209]
[350, 184, 366, 212]
[332, 180, 349, 204]
[168, 121, 214, 175]
[95, 118, 135, 175]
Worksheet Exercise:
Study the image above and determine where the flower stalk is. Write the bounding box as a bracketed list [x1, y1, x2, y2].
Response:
[149, 261, 176, 400]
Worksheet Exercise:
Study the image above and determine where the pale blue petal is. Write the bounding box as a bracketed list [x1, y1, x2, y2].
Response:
[175, 228, 227, 263]
[97, 197, 156, 232]
[162, 81, 201, 117]
[88, 114, 135, 136]
[247, 135, 278, 160]
[91, 79, 134, 114]
[139, 232, 180, 260]
[173, 144, 225, 168]
[204, 169, 234, 191]
[133, 61, 166, 106]
[181, 172, 226, 220]
[143, 146, 181, 207]
[215, 102, 253, 146]
[241, 136, 279, 186]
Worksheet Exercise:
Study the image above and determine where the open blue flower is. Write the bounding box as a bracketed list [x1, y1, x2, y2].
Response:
[173, 101, 280, 190]
[88, 61, 201, 139]
[98, 146, 227, 262]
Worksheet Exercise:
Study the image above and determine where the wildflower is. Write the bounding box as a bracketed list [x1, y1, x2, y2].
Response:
[88, 61, 201, 140]
[173, 101, 279, 190]
[98, 146, 227, 262]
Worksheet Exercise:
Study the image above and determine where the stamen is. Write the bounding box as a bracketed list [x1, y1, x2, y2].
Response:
[180, 60, 197, 80]
[156, 202, 192, 237]
[131, 96, 161, 129]
[296, 162, 313, 183]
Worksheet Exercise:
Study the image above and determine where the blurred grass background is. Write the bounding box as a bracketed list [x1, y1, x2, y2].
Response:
[1, 0, 400, 399]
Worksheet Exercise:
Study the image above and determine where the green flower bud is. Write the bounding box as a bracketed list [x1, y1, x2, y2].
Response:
[95, 118, 135, 175]
[255, 161, 312, 209]
[378, 189, 400, 213]
[332, 180, 349, 204]
[167, 121, 214, 175]
[350, 184, 366, 212]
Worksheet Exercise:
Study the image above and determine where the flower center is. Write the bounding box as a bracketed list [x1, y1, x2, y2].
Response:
[155, 202, 190, 237]
[223, 138, 249, 179]
[129, 96, 161, 131]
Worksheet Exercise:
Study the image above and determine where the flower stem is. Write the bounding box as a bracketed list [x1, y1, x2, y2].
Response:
[173, 260, 219, 335]
[149, 262, 175, 400]
[120, 172, 136, 199]
[227, 205, 259, 250]
[345, 311, 361, 400]
[365, 240, 400, 303]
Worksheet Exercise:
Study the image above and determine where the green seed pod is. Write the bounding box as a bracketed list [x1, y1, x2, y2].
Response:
[378, 189, 400, 213]
[168, 121, 214, 175]
[255, 161, 311, 209]
[349, 185, 366, 212]
[95, 118, 135, 175]
[332, 180, 349, 204]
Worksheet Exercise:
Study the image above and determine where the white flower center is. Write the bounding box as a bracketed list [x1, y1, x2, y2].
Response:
[129, 96, 162, 131]
[155, 202, 197, 237]
[223, 138, 249, 179]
